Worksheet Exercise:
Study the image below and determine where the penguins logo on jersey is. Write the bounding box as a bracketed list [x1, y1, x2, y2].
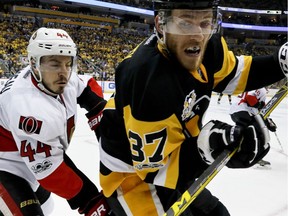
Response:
[181, 90, 197, 122]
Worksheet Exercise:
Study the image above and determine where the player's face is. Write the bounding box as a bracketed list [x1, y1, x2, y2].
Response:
[164, 9, 213, 71]
[39, 55, 73, 94]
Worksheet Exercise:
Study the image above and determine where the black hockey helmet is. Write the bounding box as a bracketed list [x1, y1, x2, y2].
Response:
[153, 0, 220, 11]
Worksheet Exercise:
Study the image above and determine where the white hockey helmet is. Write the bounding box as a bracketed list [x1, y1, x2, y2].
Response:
[27, 27, 77, 68]
[27, 27, 77, 95]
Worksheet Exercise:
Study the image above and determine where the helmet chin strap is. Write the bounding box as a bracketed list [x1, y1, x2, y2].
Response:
[30, 58, 42, 83]
[37, 82, 58, 97]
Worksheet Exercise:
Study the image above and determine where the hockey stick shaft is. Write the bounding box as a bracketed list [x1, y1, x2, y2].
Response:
[274, 131, 284, 151]
[164, 81, 288, 216]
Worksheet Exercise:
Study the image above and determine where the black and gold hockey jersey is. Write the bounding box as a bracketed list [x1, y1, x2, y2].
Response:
[99, 33, 284, 197]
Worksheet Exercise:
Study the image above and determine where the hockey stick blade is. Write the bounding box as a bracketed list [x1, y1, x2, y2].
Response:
[164, 81, 288, 216]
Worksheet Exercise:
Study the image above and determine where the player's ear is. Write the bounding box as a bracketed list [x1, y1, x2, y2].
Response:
[155, 15, 164, 35]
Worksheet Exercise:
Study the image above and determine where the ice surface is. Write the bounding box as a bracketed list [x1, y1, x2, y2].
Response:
[50, 93, 288, 216]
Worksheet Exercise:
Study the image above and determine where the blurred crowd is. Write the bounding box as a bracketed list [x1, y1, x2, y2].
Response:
[79, 0, 287, 11]
[0, 14, 147, 80]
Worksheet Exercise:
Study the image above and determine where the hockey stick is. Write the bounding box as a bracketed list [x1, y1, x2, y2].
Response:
[164, 81, 288, 216]
[274, 131, 284, 152]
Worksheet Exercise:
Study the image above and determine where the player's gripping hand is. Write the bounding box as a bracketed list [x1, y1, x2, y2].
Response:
[79, 192, 112, 216]
[255, 101, 265, 110]
[197, 118, 270, 168]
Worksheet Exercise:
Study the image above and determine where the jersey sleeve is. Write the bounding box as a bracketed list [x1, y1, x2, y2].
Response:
[75, 74, 107, 132]
[245, 92, 258, 107]
[245, 88, 267, 107]
[209, 34, 285, 94]
[76, 74, 106, 112]
[256, 88, 267, 103]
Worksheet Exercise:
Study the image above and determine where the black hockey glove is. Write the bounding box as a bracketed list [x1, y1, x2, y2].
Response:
[197, 117, 270, 168]
[78, 191, 112, 216]
[256, 101, 265, 110]
[265, 117, 277, 132]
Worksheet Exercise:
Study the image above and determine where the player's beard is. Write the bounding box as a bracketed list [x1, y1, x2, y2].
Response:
[53, 78, 68, 94]
[170, 45, 205, 72]
[166, 34, 209, 72]
[181, 52, 204, 72]
[42, 77, 68, 95]
[55, 86, 65, 94]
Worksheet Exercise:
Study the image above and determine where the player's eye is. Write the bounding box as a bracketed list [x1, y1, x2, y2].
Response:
[200, 20, 213, 29]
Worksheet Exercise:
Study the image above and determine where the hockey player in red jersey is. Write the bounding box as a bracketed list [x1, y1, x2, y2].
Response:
[97, 0, 288, 215]
[0, 28, 111, 216]
[229, 87, 278, 167]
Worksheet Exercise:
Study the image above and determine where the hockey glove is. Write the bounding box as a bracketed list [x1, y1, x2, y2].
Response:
[78, 192, 112, 216]
[265, 117, 277, 132]
[256, 101, 265, 110]
[197, 118, 270, 168]
[278, 42, 288, 77]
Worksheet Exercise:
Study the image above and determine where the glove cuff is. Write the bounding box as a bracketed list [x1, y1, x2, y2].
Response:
[86, 101, 107, 131]
[79, 193, 111, 216]
[197, 121, 216, 164]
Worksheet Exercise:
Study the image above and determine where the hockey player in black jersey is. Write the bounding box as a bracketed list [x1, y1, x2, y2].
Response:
[97, 0, 288, 215]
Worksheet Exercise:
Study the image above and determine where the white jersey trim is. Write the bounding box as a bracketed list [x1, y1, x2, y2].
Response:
[222, 55, 245, 95]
